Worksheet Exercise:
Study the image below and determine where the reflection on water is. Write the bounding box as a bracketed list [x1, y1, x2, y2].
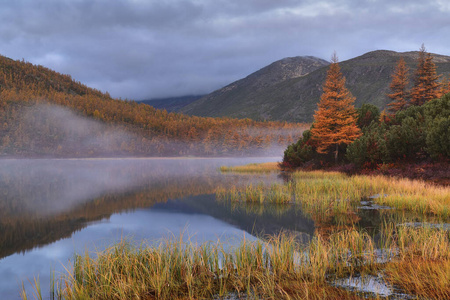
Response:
[1, 157, 439, 299]
[0, 157, 287, 299]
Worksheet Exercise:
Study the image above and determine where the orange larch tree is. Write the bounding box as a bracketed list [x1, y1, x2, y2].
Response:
[410, 44, 441, 106]
[311, 53, 362, 163]
[387, 57, 409, 113]
[438, 75, 450, 97]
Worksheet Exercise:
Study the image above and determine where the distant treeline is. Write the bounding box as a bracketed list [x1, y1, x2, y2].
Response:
[0, 55, 307, 157]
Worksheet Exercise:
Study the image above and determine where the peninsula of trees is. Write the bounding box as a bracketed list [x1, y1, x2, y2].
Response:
[283, 45, 450, 181]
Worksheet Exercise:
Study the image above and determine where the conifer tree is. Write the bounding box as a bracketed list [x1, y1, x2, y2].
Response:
[438, 75, 450, 97]
[410, 44, 440, 106]
[311, 53, 362, 163]
[387, 58, 409, 113]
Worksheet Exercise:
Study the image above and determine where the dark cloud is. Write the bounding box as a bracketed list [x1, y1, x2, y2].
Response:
[1, 0, 449, 99]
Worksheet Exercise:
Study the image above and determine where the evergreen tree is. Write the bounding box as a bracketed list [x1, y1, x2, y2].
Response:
[311, 53, 362, 163]
[438, 75, 450, 97]
[410, 44, 440, 106]
[387, 58, 409, 113]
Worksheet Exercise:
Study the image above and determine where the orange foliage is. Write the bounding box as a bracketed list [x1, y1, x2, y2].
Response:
[311, 53, 361, 161]
[410, 44, 441, 106]
[0, 55, 308, 157]
[387, 58, 409, 113]
[438, 75, 450, 98]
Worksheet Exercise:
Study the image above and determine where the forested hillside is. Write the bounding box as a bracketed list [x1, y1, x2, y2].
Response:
[0, 55, 307, 157]
[137, 95, 204, 112]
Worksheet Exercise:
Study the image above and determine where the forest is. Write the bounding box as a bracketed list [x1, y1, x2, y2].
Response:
[283, 46, 450, 181]
[0, 55, 307, 157]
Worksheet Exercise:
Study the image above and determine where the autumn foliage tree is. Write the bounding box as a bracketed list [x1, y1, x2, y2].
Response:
[410, 44, 441, 106]
[310, 53, 362, 162]
[438, 75, 450, 97]
[387, 58, 409, 113]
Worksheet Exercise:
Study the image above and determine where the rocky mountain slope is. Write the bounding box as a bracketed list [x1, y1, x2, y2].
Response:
[180, 56, 330, 120]
[181, 50, 450, 122]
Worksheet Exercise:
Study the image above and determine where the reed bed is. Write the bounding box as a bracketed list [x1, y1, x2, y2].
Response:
[384, 259, 450, 299]
[216, 182, 292, 204]
[349, 174, 450, 217]
[219, 162, 280, 173]
[22, 223, 450, 300]
[22, 166, 450, 299]
[220, 166, 450, 217]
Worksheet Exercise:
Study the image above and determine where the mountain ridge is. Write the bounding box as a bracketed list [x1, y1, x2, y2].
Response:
[180, 50, 450, 122]
[180, 56, 329, 118]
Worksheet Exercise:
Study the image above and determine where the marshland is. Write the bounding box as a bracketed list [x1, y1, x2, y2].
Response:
[9, 159, 450, 299]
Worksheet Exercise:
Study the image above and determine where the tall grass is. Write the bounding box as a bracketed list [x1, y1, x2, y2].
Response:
[219, 162, 280, 173]
[216, 182, 292, 204]
[23, 223, 450, 299]
[218, 166, 450, 218]
[21, 166, 450, 299]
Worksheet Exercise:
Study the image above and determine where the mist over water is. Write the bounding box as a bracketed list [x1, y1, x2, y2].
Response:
[0, 157, 280, 217]
[3, 103, 302, 157]
[0, 157, 290, 299]
[0, 104, 304, 298]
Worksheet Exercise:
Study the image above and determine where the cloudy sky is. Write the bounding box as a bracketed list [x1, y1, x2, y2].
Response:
[1, 0, 449, 100]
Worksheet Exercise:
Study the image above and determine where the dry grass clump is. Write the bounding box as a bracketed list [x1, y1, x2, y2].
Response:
[384, 259, 450, 299]
[217, 167, 450, 219]
[216, 182, 292, 204]
[349, 174, 450, 217]
[219, 162, 280, 173]
[22, 223, 450, 300]
[22, 230, 384, 300]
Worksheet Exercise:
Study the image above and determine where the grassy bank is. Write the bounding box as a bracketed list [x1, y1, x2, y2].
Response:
[219, 162, 280, 173]
[217, 166, 450, 218]
[22, 224, 450, 299]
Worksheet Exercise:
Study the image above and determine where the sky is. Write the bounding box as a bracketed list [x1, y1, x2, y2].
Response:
[1, 0, 449, 100]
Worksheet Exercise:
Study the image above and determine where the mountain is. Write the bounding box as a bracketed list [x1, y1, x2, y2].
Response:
[0, 54, 305, 158]
[180, 56, 329, 120]
[137, 95, 204, 112]
[181, 50, 450, 122]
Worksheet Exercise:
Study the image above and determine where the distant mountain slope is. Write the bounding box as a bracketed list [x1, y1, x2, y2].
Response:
[181, 50, 450, 122]
[137, 95, 204, 112]
[0, 54, 305, 158]
[180, 56, 329, 118]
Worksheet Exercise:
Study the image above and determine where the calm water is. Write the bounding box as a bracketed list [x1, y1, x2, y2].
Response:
[0, 157, 315, 299]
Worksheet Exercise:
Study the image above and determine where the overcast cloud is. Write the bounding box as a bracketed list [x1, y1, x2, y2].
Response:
[1, 0, 449, 99]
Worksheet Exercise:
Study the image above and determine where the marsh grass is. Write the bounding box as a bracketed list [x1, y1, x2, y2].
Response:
[22, 166, 450, 299]
[22, 223, 450, 299]
[219, 162, 280, 173]
[216, 182, 292, 204]
[219, 165, 450, 218]
[384, 259, 450, 299]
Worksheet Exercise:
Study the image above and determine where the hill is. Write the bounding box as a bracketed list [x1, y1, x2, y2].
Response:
[0, 55, 306, 157]
[181, 50, 450, 122]
[180, 56, 329, 119]
[137, 95, 204, 112]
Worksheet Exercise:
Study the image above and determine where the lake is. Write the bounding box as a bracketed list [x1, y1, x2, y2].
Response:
[0, 157, 315, 299]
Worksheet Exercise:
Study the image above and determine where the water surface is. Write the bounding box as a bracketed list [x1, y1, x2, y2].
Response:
[1, 157, 313, 299]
